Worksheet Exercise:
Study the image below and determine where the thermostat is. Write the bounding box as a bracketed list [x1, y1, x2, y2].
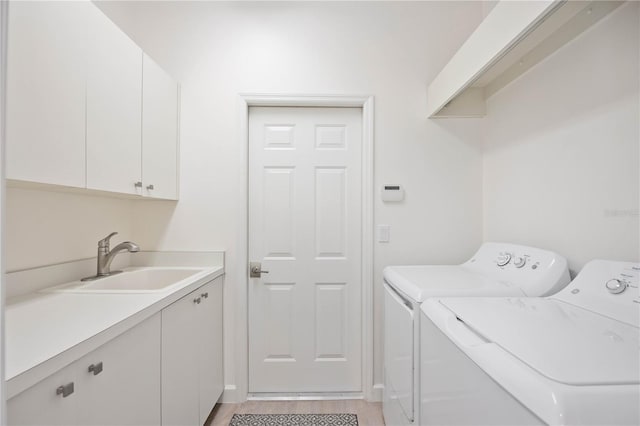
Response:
[381, 184, 404, 202]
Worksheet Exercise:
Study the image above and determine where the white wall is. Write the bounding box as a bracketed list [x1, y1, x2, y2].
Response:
[95, 0, 485, 399]
[5, 188, 134, 271]
[483, 2, 640, 275]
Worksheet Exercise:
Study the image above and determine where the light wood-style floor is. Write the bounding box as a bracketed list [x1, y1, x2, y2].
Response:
[206, 400, 385, 426]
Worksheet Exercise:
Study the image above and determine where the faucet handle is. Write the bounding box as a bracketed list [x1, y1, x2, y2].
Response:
[98, 232, 118, 248]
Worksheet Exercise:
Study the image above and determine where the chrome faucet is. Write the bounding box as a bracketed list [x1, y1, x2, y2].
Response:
[82, 232, 140, 281]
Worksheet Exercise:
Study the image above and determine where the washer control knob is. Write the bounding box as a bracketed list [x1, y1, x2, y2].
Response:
[497, 254, 511, 267]
[514, 257, 527, 268]
[605, 279, 627, 294]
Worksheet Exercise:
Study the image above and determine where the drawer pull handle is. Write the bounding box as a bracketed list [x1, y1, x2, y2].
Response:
[194, 297, 201, 304]
[56, 382, 74, 398]
[134, 181, 143, 188]
[88, 362, 103, 376]
[201, 292, 209, 299]
[146, 184, 154, 190]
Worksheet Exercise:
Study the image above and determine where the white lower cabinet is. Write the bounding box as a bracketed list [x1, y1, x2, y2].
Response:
[7, 363, 78, 426]
[162, 277, 224, 425]
[7, 278, 223, 426]
[8, 314, 161, 426]
[76, 314, 161, 426]
[199, 278, 224, 423]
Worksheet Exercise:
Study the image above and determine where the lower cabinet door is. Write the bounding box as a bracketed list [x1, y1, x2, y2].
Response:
[198, 277, 224, 423]
[8, 364, 79, 425]
[162, 289, 200, 426]
[8, 314, 161, 426]
[78, 313, 161, 426]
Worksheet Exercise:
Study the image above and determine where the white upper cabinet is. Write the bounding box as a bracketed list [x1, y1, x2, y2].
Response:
[142, 54, 179, 200]
[86, 4, 143, 195]
[6, 1, 180, 200]
[6, 1, 88, 187]
[427, 0, 623, 118]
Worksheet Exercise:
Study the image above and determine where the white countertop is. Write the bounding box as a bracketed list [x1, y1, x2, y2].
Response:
[5, 265, 224, 398]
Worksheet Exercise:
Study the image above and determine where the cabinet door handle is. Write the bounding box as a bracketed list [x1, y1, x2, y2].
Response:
[56, 382, 74, 398]
[201, 292, 209, 299]
[146, 184, 154, 190]
[88, 362, 103, 376]
[194, 297, 201, 304]
[134, 181, 143, 188]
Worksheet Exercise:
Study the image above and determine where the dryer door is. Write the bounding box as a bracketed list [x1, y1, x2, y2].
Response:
[384, 282, 414, 423]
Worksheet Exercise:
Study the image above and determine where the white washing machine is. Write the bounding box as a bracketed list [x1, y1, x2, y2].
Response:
[420, 260, 639, 425]
[383, 242, 570, 426]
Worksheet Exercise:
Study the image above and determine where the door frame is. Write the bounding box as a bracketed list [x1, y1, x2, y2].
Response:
[234, 94, 374, 402]
[1, 0, 8, 420]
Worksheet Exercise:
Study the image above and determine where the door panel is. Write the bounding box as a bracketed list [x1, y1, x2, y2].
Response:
[7, 364, 78, 425]
[78, 314, 161, 426]
[263, 167, 296, 258]
[142, 53, 179, 200]
[249, 107, 362, 393]
[198, 279, 224, 423]
[161, 291, 199, 425]
[315, 283, 347, 360]
[6, 1, 88, 187]
[86, 3, 142, 194]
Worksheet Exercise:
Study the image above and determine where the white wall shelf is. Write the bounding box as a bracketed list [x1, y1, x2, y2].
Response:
[427, 0, 623, 118]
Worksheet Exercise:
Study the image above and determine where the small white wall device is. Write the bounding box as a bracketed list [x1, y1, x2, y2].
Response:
[381, 184, 404, 202]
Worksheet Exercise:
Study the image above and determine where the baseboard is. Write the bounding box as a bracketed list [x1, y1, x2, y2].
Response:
[221, 384, 243, 403]
[220, 384, 383, 403]
[248, 392, 364, 401]
[370, 383, 384, 402]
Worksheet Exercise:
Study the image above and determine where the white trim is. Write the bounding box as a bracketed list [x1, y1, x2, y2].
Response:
[372, 383, 384, 402]
[234, 94, 375, 403]
[221, 384, 239, 403]
[1, 0, 8, 420]
[248, 392, 364, 401]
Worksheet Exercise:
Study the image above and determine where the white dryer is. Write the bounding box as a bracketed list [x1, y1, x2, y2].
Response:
[420, 260, 639, 425]
[383, 242, 570, 426]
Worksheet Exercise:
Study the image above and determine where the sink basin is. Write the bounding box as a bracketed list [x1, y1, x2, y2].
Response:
[43, 268, 207, 293]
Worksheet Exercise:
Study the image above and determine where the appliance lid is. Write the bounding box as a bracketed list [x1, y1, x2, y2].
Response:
[438, 297, 640, 386]
[383, 265, 526, 303]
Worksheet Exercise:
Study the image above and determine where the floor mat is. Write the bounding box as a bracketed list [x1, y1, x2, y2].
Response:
[229, 413, 358, 426]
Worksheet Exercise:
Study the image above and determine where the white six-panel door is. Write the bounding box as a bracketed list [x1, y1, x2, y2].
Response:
[249, 107, 362, 393]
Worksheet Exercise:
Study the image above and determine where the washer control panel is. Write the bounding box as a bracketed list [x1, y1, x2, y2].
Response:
[465, 242, 570, 297]
[495, 252, 538, 270]
[554, 260, 639, 327]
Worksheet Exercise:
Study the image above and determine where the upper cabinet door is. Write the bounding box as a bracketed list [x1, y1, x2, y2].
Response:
[142, 54, 179, 200]
[86, 3, 142, 195]
[6, 1, 88, 187]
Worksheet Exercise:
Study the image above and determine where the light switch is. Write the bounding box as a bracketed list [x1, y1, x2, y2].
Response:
[378, 225, 390, 243]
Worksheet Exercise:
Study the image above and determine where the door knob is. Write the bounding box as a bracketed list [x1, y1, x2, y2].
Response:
[250, 262, 269, 278]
